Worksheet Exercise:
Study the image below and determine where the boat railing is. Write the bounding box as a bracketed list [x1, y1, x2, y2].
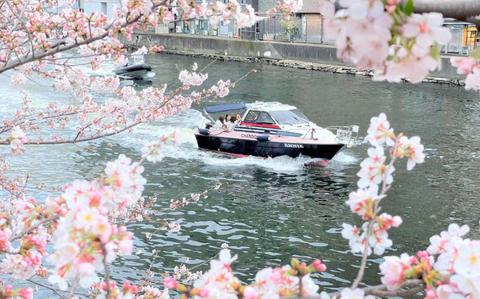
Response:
[325, 125, 361, 147]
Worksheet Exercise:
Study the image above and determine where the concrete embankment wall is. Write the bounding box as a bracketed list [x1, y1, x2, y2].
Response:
[131, 33, 464, 84]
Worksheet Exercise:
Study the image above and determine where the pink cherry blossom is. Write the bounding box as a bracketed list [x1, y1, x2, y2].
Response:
[380, 254, 412, 290]
[453, 240, 480, 277]
[17, 287, 34, 299]
[402, 13, 451, 46]
[339, 287, 374, 299]
[428, 223, 470, 255]
[341, 223, 367, 254]
[451, 57, 477, 75]
[357, 147, 395, 188]
[464, 68, 480, 91]
[0, 228, 12, 251]
[208, 80, 231, 98]
[346, 185, 379, 220]
[435, 283, 464, 299]
[366, 113, 395, 146]
[385, 0, 400, 13]
[236, 6, 257, 28]
[163, 277, 178, 289]
[243, 286, 259, 299]
[9, 126, 27, 155]
[10, 72, 27, 87]
[394, 136, 425, 170]
[139, 286, 170, 299]
[178, 69, 208, 86]
[318, 0, 460, 85]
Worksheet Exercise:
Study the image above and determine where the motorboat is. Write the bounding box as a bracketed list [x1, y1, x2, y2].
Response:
[113, 53, 155, 80]
[114, 63, 153, 79]
[195, 102, 359, 160]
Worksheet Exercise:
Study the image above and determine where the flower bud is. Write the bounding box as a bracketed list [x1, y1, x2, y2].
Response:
[163, 277, 178, 289]
[189, 288, 202, 297]
[176, 283, 188, 293]
[290, 257, 300, 269]
[312, 259, 327, 272]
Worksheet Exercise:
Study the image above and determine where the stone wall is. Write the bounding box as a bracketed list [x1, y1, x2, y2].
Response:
[131, 33, 465, 83]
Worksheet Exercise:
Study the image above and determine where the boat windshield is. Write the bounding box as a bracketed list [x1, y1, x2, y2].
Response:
[269, 109, 309, 125]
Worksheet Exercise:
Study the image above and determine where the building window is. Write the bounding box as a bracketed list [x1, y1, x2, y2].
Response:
[463, 26, 477, 49]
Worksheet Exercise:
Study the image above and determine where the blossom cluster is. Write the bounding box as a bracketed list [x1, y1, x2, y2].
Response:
[2, 62, 234, 148]
[268, 0, 303, 16]
[163, 249, 326, 299]
[207, 80, 232, 98]
[0, 0, 300, 149]
[342, 113, 425, 256]
[170, 183, 221, 210]
[179, 63, 209, 87]
[47, 154, 145, 290]
[0, 283, 33, 299]
[320, 0, 451, 83]
[9, 127, 27, 155]
[378, 223, 480, 298]
[3, 111, 480, 299]
[451, 55, 480, 91]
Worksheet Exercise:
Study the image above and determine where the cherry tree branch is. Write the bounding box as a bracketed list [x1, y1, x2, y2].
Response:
[325, 279, 424, 299]
[0, 1, 166, 74]
[351, 156, 396, 288]
[10, 215, 59, 242]
[364, 279, 424, 297]
[101, 243, 112, 298]
[26, 279, 67, 299]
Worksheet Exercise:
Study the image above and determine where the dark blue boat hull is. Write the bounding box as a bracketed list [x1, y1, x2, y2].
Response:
[195, 134, 343, 159]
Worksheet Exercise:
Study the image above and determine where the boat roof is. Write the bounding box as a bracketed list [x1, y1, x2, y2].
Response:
[204, 103, 246, 113]
[245, 101, 297, 112]
[204, 101, 298, 114]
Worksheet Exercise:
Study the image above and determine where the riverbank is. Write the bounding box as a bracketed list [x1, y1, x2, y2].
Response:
[130, 32, 466, 86]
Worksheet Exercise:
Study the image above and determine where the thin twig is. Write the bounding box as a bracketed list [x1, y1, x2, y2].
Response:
[10, 215, 59, 242]
[101, 243, 112, 298]
[351, 152, 397, 288]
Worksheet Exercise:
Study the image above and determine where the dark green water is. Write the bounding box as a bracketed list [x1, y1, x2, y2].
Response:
[2, 54, 480, 292]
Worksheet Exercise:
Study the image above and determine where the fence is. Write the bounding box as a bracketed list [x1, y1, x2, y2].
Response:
[157, 13, 333, 45]
[153, 16, 475, 54]
[241, 14, 332, 44]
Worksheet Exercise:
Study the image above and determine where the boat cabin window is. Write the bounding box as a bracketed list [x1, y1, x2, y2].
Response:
[269, 109, 309, 125]
[244, 110, 276, 124]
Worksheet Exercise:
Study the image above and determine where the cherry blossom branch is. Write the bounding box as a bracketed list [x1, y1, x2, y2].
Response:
[10, 215, 59, 242]
[26, 279, 66, 299]
[363, 279, 423, 297]
[351, 230, 371, 288]
[25, 279, 93, 299]
[323, 279, 424, 298]
[101, 243, 112, 299]
[351, 156, 397, 288]
[0, 122, 141, 145]
[0, 1, 167, 74]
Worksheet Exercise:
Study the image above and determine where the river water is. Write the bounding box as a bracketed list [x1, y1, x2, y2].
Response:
[1, 54, 480, 292]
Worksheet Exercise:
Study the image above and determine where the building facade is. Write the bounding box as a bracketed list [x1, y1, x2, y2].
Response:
[77, 0, 118, 19]
[443, 20, 478, 54]
[76, 0, 479, 54]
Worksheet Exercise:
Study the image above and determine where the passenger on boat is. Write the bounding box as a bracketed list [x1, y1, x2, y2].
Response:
[225, 114, 231, 123]
[213, 116, 225, 129]
[227, 116, 237, 130]
[235, 114, 242, 124]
